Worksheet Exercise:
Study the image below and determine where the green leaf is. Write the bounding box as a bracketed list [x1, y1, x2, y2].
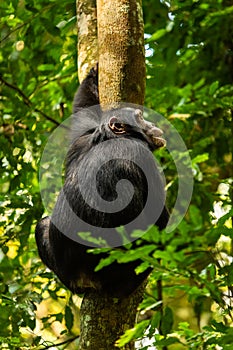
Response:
[209, 81, 219, 95]
[117, 245, 156, 263]
[37, 64, 56, 72]
[147, 29, 167, 42]
[161, 307, 173, 335]
[77, 232, 108, 246]
[192, 153, 209, 165]
[65, 306, 73, 331]
[116, 320, 150, 347]
[95, 255, 116, 271]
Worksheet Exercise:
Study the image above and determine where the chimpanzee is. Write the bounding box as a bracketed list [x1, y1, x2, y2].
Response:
[35, 65, 169, 298]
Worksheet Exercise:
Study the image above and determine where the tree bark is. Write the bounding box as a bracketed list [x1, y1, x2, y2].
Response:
[77, 0, 146, 349]
[76, 0, 98, 82]
[79, 283, 146, 350]
[97, 0, 145, 107]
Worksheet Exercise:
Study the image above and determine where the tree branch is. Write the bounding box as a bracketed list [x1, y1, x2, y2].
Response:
[0, 3, 57, 44]
[40, 336, 79, 349]
[0, 76, 61, 126]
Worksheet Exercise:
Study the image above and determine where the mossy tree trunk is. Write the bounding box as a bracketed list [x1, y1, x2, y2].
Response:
[76, 0, 146, 349]
[76, 0, 98, 82]
[79, 283, 146, 350]
[97, 0, 145, 107]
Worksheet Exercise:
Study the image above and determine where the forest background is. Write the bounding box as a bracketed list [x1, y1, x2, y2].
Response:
[0, 0, 232, 349]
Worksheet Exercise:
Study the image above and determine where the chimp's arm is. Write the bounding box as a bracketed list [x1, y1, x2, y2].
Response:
[72, 65, 99, 113]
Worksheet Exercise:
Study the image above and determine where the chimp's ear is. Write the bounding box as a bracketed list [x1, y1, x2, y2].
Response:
[108, 117, 126, 134]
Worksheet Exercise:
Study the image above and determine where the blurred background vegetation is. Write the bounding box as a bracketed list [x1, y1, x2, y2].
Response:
[0, 0, 232, 349]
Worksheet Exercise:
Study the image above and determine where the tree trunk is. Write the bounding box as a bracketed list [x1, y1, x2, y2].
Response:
[97, 0, 145, 107]
[79, 283, 146, 350]
[76, 0, 98, 82]
[77, 0, 146, 349]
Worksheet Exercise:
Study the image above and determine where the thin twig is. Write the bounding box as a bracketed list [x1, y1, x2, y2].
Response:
[0, 21, 31, 44]
[37, 336, 79, 349]
[0, 3, 57, 44]
[0, 76, 61, 127]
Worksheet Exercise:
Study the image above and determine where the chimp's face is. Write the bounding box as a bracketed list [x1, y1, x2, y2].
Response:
[98, 108, 166, 150]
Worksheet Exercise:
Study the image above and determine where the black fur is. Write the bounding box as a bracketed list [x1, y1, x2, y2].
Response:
[35, 66, 169, 298]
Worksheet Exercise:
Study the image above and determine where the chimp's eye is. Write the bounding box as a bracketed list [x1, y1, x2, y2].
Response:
[108, 117, 126, 134]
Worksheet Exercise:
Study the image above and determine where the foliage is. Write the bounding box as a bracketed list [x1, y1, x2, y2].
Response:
[0, 0, 232, 349]
[0, 0, 79, 348]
